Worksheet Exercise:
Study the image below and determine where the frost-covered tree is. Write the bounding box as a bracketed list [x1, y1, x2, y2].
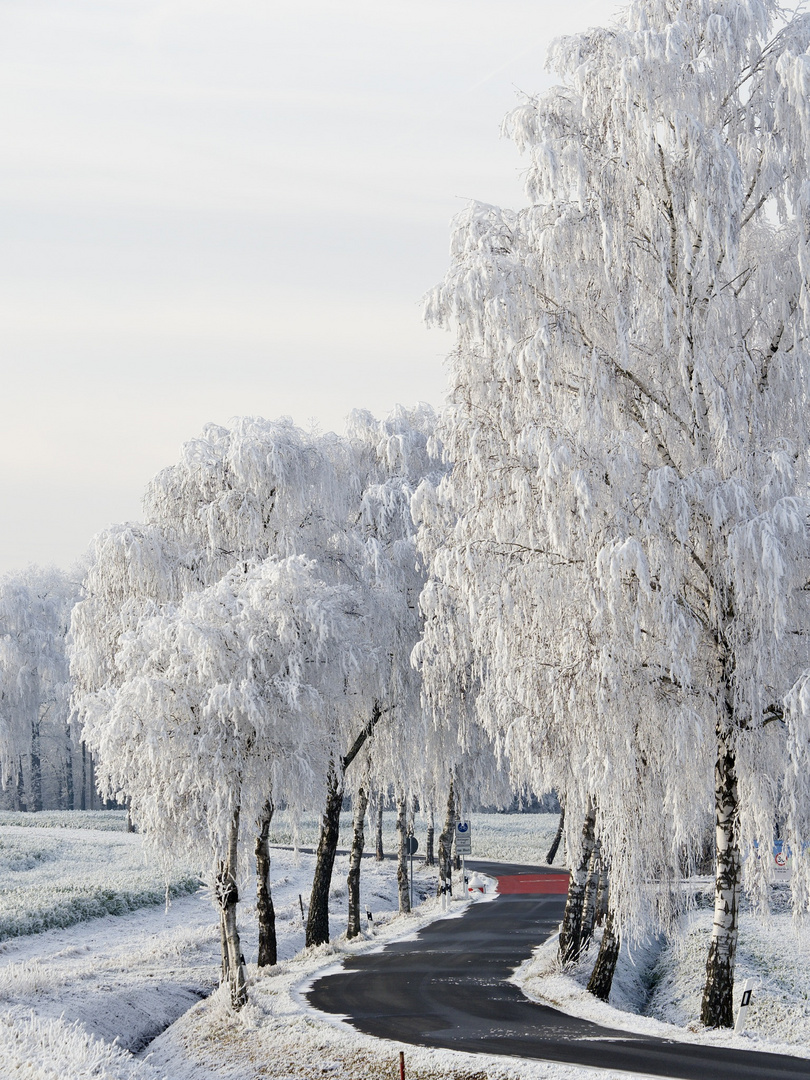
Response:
[420, 0, 810, 1027]
[0, 566, 80, 810]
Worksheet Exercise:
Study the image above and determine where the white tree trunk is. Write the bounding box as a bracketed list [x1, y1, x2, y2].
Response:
[558, 800, 596, 965]
[347, 786, 368, 938]
[701, 719, 740, 1027]
[217, 806, 247, 1009]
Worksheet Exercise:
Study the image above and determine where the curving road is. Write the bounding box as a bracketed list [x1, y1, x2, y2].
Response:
[307, 860, 810, 1080]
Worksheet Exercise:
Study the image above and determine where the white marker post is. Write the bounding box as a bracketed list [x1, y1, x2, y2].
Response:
[734, 978, 755, 1034]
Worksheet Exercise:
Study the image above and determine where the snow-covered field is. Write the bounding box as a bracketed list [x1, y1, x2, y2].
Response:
[0, 810, 129, 831]
[0, 825, 200, 940]
[269, 808, 566, 867]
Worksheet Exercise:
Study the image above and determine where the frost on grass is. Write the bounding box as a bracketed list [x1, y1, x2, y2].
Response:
[0, 1010, 160, 1080]
[0, 811, 128, 831]
[647, 904, 810, 1047]
[515, 893, 810, 1058]
[0, 827, 200, 941]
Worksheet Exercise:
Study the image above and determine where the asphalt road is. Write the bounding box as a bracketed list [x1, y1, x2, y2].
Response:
[307, 860, 810, 1080]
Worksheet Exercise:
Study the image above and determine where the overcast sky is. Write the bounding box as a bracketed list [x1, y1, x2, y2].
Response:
[0, 0, 611, 575]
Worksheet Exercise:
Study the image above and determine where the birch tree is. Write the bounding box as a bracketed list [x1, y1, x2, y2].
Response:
[0, 567, 79, 806]
[420, 0, 810, 1027]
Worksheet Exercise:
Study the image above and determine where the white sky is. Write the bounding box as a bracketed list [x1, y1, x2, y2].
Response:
[0, 0, 611, 575]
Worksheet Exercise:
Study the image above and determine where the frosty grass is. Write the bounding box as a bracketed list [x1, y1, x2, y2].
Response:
[0, 823, 200, 940]
[1, 810, 809, 1079]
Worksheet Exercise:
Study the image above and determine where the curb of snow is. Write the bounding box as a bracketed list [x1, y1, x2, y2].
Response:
[511, 932, 810, 1061]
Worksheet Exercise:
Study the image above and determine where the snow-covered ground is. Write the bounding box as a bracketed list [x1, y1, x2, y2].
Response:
[6, 809, 809, 1079]
[0, 825, 199, 940]
[270, 808, 566, 867]
[514, 890, 810, 1061]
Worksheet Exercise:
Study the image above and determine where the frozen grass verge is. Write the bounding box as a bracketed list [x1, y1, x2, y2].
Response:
[0, 1008, 160, 1079]
[0, 827, 200, 942]
[514, 903, 810, 1060]
[0, 810, 128, 831]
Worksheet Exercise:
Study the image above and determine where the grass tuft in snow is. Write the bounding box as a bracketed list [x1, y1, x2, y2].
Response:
[0, 1009, 160, 1079]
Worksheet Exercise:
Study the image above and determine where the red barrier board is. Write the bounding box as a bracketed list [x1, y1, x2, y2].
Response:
[496, 873, 569, 895]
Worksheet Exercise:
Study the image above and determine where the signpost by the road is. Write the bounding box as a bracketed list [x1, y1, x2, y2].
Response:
[772, 840, 791, 883]
[456, 820, 472, 896]
[406, 834, 419, 909]
[734, 978, 755, 1033]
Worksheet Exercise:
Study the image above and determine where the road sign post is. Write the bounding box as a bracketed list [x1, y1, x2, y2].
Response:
[406, 834, 419, 909]
[455, 821, 472, 899]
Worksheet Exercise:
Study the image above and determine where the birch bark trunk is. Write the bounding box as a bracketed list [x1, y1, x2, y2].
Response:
[217, 806, 247, 1008]
[700, 716, 741, 1028]
[347, 785, 368, 938]
[587, 907, 620, 1001]
[396, 794, 410, 914]
[64, 723, 74, 811]
[30, 718, 42, 813]
[579, 839, 601, 951]
[558, 800, 596, 965]
[436, 778, 455, 898]
[425, 806, 435, 866]
[255, 798, 277, 967]
[80, 742, 86, 811]
[306, 702, 384, 948]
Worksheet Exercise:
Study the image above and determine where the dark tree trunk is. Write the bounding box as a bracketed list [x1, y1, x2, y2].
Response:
[217, 806, 247, 1008]
[396, 794, 410, 914]
[375, 797, 384, 861]
[306, 762, 344, 947]
[89, 754, 95, 810]
[579, 839, 601, 951]
[80, 742, 87, 811]
[595, 850, 609, 926]
[347, 785, 368, 939]
[256, 798, 277, 967]
[30, 719, 42, 813]
[65, 723, 74, 811]
[587, 907, 620, 1001]
[306, 703, 384, 948]
[701, 717, 740, 1028]
[558, 799, 597, 966]
[16, 761, 25, 812]
[437, 778, 455, 898]
[546, 807, 565, 865]
[425, 806, 435, 867]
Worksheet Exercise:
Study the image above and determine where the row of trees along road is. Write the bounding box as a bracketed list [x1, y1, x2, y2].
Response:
[416, 0, 810, 1028]
[68, 408, 503, 1008]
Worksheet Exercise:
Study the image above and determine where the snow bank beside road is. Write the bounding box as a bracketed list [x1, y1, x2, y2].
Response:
[514, 907, 810, 1060]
